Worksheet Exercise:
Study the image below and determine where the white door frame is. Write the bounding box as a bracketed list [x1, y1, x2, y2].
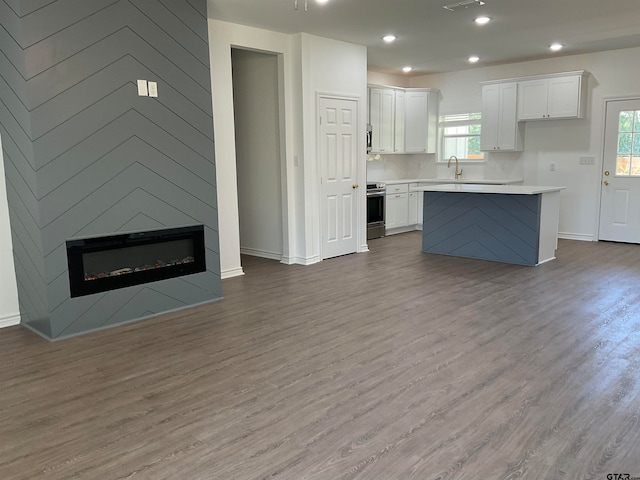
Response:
[316, 92, 367, 260]
[596, 95, 640, 240]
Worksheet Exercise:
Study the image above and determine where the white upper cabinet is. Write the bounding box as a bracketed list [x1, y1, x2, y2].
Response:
[368, 86, 438, 154]
[481, 82, 523, 151]
[404, 90, 438, 153]
[517, 72, 587, 121]
[394, 89, 405, 153]
[369, 87, 395, 153]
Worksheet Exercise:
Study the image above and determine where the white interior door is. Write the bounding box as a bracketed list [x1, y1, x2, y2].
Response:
[599, 98, 640, 242]
[319, 96, 359, 259]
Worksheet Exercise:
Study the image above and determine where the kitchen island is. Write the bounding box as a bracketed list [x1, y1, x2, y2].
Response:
[411, 184, 565, 266]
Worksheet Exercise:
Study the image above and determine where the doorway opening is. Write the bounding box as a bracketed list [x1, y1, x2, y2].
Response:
[231, 48, 285, 263]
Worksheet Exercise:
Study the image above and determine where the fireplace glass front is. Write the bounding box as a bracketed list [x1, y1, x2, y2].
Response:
[66, 225, 206, 298]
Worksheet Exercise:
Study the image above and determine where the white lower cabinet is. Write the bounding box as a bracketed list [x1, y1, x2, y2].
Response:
[415, 190, 424, 228]
[385, 183, 421, 234]
[409, 182, 420, 226]
[386, 193, 409, 230]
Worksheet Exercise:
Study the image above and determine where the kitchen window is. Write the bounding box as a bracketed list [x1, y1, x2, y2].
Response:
[439, 113, 484, 161]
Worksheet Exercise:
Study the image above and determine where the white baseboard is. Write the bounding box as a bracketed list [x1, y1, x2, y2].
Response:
[221, 267, 245, 279]
[0, 312, 20, 329]
[558, 232, 595, 242]
[359, 244, 370, 253]
[385, 225, 418, 236]
[240, 247, 282, 261]
[283, 255, 321, 266]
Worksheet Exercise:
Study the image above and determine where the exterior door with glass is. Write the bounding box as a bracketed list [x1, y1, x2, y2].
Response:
[599, 99, 640, 242]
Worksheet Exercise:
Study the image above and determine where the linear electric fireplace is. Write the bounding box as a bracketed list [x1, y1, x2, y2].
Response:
[66, 225, 206, 298]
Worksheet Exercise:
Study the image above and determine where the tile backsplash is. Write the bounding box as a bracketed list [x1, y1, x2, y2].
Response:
[367, 152, 524, 181]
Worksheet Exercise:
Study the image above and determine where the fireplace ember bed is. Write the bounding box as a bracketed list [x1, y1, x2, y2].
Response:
[66, 225, 206, 298]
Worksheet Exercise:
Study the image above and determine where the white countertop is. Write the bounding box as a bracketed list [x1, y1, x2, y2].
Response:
[411, 183, 565, 195]
[380, 177, 524, 185]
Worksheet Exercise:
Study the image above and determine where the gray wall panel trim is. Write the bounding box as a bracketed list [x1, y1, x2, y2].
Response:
[0, 1, 25, 46]
[0, 28, 26, 79]
[4, 0, 59, 17]
[22, 4, 211, 88]
[177, 0, 207, 25]
[26, 32, 212, 110]
[43, 243, 68, 284]
[422, 192, 540, 266]
[11, 246, 48, 314]
[4, 158, 41, 229]
[6, 194, 45, 274]
[0, 102, 36, 165]
[424, 194, 538, 248]
[205, 225, 220, 252]
[32, 89, 214, 166]
[20, 316, 53, 339]
[68, 189, 209, 240]
[40, 172, 217, 254]
[38, 137, 216, 225]
[0, 74, 31, 136]
[29, 59, 214, 139]
[130, 0, 209, 65]
[52, 293, 222, 341]
[4, 0, 219, 339]
[7, 0, 117, 48]
[54, 275, 217, 338]
[118, 213, 165, 233]
[36, 112, 215, 196]
[51, 286, 136, 338]
[0, 52, 30, 113]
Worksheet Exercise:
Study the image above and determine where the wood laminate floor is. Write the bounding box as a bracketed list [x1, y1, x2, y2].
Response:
[1, 232, 640, 479]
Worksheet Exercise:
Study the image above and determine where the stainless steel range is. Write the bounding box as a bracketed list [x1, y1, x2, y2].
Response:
[366, 183, 386, 240]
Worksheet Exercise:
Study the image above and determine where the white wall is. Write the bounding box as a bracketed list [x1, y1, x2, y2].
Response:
[232, 49, 284, 260]
[0, 133, 20, 328]
[208, 20, 299, 277]
[208, 20, 368, 273]
[299, 34, 369, 260]
[408, 46, 640, 240]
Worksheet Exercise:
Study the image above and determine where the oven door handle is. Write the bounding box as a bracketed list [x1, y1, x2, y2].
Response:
[366, 191, 386, 197]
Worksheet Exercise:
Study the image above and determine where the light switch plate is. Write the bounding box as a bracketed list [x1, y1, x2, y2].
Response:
[137, 79, 148, 96]
[148, 81, 158, 98]
[579, 156, 595, 165]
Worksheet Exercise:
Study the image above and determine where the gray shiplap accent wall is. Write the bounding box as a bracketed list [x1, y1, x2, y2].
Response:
[0, 0, 221, 340]
[422, 192, 540, 266]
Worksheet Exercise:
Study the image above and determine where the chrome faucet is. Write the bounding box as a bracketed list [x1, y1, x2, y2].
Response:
[447, 155, 463, 179]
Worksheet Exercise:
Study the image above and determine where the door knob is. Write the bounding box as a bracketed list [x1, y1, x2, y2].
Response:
[604, 171, 610, 176]
[603, 180, 609, 186]
[352, 183, 359, 189]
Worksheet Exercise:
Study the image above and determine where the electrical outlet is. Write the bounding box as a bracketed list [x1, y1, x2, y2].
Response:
[549, 162, 556, 172]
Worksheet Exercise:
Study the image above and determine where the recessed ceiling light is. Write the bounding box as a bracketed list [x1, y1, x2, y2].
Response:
[468, 55, 480, 63]
[549, 43, 563, 51]
[402, 66, 413, 73]
[316, 0, 329, 3]
[474, 16, 491, 25]
[382, 34, 397, 43]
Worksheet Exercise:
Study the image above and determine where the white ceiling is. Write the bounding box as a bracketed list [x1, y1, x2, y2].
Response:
[207, 0, 640, 75]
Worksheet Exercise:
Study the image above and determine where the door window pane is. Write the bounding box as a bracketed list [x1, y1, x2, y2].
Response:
[619, 111, 634, 132]
[617, 156, 631, 175]
[619, 133, 632, 155]
[617, 110, 640, 176]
